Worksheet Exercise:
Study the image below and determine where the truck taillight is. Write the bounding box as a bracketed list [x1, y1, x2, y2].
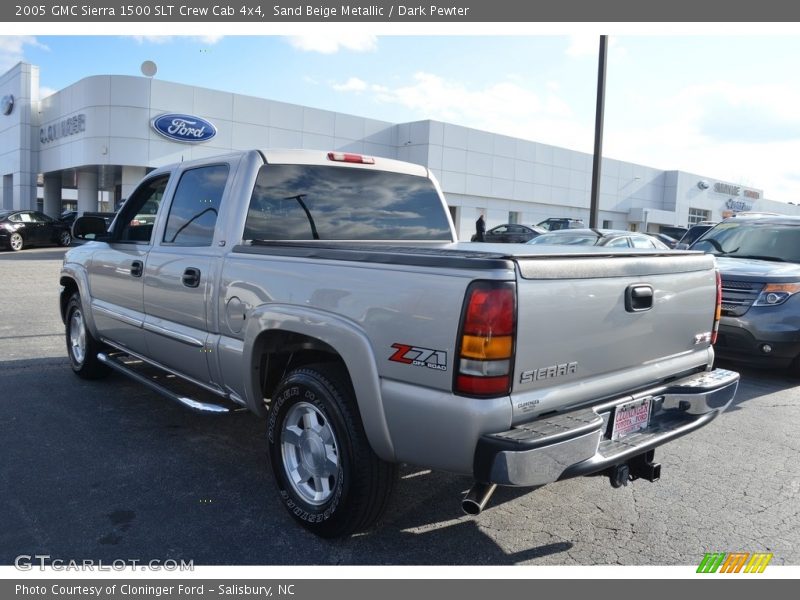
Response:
[712, 269, 722, 344]
[327, 151, 375, 164]
[454, 281, 516, 397]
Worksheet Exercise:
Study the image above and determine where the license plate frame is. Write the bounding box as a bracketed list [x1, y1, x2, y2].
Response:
[611, 397, 652, 440]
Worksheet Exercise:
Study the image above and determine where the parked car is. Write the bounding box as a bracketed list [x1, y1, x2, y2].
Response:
[528, 228, 671, 249]
[647, 232, 679, 249]
[674, 222, 717, 249]
[473, 223, 545, 243]
[0, 209, 72, 251]
[659, 225, 688, 241]
[536, 217, 585, 231]
[690, 215, 800, 372]
[59, 210, 78, 227]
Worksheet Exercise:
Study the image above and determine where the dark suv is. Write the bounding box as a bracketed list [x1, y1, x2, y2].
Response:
[690, 215, 800, 372]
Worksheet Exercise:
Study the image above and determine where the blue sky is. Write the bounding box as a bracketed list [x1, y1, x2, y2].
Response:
[4, 33, 800, 203]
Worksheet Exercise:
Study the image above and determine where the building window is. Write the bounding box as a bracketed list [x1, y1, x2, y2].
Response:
[688, 208, 712, 226]
[602, 220, 612, 229]
[508, 211, 521, 224]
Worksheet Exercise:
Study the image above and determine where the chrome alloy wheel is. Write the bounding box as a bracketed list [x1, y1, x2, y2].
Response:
[69, 309, 87, 365]
[9, 233, 22, 251]
[281, 401, 340, 505]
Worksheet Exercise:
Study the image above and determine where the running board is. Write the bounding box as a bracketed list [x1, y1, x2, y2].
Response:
[97, 352, 244, 415]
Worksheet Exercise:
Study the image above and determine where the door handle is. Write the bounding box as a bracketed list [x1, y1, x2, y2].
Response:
[625, 285, 653, 312]
[130, 260, 143, 277]
[182, 267, 201, 288]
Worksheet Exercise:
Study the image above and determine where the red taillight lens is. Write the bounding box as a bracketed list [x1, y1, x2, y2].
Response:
[327, 151, 375, 164]
[463, 287, 515, 336]
[454, 281, 516, 397]
[711, 269, 722, 344]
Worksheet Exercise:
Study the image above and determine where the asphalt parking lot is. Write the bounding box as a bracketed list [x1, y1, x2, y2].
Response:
[1, 246, 798, 566]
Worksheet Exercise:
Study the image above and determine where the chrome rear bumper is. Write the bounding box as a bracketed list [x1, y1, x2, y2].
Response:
[473, 368, 739, 486]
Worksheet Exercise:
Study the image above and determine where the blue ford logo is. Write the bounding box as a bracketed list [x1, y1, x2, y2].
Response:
[151, 113, 217, 143]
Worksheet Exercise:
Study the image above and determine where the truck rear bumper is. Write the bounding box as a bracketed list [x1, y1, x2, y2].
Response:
[473, 368, 739, 486]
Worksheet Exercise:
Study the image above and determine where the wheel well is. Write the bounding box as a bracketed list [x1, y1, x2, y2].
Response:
[59, 277, 79, 323]
[253, 330, 349, 403]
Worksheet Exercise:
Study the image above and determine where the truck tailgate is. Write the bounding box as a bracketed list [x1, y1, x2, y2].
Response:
[512, 252, 717, 417]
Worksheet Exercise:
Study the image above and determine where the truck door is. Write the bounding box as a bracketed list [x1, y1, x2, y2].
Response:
[142, 163, 230, 386]
[88, 175, 171, 354]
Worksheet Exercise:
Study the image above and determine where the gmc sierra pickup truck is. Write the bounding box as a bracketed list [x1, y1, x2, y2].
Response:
[61, 149, 739, 538]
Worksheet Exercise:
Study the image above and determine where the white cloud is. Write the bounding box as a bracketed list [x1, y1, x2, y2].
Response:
[129, 36, 224, 45]
[333, 77, 369, 92]
[0, 36, 48, 71]
[334, 71, 590, 152]
[604, 80, 800, 203]
[287, 34, 377, 54]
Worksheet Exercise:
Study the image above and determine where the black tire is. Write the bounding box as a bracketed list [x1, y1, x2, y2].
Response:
[9, 232, 23, 251]
[267, 363, 397, 538]
[57, 230, 72, 247]
[65, 293, 110, 379]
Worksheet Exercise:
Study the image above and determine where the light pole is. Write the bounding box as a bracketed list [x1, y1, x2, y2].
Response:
[589, 35, 608, 229]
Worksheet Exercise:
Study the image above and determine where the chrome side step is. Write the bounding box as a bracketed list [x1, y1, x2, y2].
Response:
[97, 352, 245, 415]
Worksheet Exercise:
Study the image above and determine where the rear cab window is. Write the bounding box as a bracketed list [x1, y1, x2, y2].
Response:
[243, 164, 452, 242]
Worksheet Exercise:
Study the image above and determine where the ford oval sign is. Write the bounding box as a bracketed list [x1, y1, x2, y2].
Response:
[151, 113, 217, 143]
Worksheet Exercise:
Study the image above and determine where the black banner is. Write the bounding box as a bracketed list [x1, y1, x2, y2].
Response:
[4, 0, 800, 22]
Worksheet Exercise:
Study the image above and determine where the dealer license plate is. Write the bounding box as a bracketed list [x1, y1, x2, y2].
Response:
[611, 397, 652, 440]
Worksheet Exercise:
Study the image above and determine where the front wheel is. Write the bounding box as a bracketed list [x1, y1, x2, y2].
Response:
[267, 363, 397, 538]
[58, 230, 72, 247]
[65, 293, 110, 379]
[9, 232, 23, 251]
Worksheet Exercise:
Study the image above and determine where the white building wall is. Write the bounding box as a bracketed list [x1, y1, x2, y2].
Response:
[7, 62, 800, 229]
[0, 62, 39, 210]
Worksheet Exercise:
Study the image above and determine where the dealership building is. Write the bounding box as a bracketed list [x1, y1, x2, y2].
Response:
[2, 61, 798, 240]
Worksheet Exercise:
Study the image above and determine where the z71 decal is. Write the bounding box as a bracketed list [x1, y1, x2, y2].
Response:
[389, 343, 448, 372]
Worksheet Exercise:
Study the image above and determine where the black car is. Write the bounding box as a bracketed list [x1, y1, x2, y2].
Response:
[475, 223, 545, 243]
[0, 210, 72, 251]
[647, 232, 679, 248]
[674, 222, 717, 249]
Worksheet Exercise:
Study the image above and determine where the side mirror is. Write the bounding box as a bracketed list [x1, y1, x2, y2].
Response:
[72, 215, 110, 241]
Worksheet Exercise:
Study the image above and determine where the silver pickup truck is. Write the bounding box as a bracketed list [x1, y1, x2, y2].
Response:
[60, 149, 739, 538]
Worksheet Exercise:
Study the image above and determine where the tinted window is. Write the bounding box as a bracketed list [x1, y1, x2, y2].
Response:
[117, 176, 169, 243]
[695, 222, 800, 262]
[163, 164, 229, 246]
[243, 165, 452, 241]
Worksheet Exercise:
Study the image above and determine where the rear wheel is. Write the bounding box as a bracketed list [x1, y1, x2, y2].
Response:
[9, 232, 23, 251]
[267, 363, 397, 538]
[65, 293, 110, 379]
[58, 230, 72, 247]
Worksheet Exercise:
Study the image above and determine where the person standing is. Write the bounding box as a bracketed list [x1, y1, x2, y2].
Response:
[475, 213, 486, 242]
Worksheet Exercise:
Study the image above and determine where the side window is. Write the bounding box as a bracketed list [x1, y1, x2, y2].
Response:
[117, 175, 170, 243]
[162, 164, 229, 247]
[605, 237, 631, 248]
[631, 235, 656, 249]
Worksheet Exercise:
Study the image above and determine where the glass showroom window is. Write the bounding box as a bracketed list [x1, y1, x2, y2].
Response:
[688, 208, 712, 226]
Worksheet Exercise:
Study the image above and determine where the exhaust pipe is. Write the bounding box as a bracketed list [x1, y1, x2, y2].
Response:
[462, 482, 497, 515]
